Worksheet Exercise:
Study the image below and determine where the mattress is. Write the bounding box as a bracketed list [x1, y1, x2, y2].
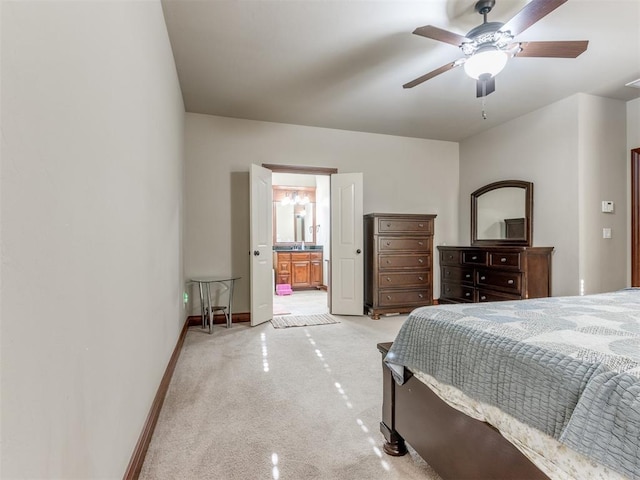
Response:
[385, 288, 640, 479]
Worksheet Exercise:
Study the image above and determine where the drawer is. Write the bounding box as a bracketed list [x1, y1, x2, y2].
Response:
[488, 252, 521, 269]
[476, 270, 522, 294]
[378, 218, 433, 235]
[310, 252, 323, 260]
[290, 252, 310, 261]
[379, 254, 431, 270]
[440, 250, 460, 266]
[477, 289, 522, 302]
[378, 289, 430, 307]
[277, 252, 291, 260]
[462, 250, 487, 266]
[441, 266, 474, 285]
[440, 282, 474, 302]
[378, 271, 431, 288]
[378, 236, 431, 252]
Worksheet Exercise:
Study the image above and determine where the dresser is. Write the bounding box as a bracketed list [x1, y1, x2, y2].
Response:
[438, 246, 553, 303]
[364, 213, 436, 319]
[273, 250, 323, 290]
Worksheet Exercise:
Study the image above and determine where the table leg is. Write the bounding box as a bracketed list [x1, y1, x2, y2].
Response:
[227, 279, 235, 328]
[198, 282, 206, 330]
[206, 282, 213, 334]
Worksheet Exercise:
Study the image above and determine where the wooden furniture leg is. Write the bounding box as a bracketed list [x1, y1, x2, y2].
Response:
[378, 342, 407, 456]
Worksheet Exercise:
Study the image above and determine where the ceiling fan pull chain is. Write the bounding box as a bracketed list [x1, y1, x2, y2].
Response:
[481, 97, 488, 120]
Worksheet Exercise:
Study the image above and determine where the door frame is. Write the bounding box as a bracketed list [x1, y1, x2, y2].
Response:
[261, 163, 338, 304]
[263, 164, 338, 176]
[263, 163, 338, 299]
[631, 148, 640, 286]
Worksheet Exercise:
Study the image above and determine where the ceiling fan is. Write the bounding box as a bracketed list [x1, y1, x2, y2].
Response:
[404, 0, 589, 97]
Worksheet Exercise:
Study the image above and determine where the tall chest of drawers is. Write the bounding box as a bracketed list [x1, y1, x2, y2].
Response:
[438, 246, 553, 303]
[364, 213, 436, 319]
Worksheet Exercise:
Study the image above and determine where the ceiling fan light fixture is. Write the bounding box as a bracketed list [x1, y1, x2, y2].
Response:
[463, 46, 508, 80]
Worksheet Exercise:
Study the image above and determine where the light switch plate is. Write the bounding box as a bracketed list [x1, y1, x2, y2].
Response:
[602, 201, 614, 213]
[603, 228, 612, 239]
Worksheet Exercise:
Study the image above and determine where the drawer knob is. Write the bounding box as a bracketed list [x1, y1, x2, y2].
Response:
[418, 276, 424, 281]
[446, 287, 451, 292]
[418, 223, 424, 228]
[507, 279, 514, 285]
[386, 259, 391, 264]
[386, 277, 391, 282]
[465, 292, 471, 297]
[387, 223, 391, 227]
[418, 258, 424, 264]
[418, 294, 423, 298]
[386, 241, 391, 246]
[465, 274, 471, 279]
[480, 276, 486, 281]
[418, 241, 424, 246]
[471, 256, 477, 260]
[446, 271, 450, 276]
[501, 257, 507, 263]
[387, 295, 392, 300]
[480, 295, 487, 301]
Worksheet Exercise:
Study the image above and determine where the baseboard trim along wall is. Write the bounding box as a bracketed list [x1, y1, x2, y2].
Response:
[123, 317, 191, 480]
[187, 312, 250, 326]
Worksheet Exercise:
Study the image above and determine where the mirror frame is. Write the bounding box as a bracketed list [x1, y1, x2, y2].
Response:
[471, 180, 533, 247]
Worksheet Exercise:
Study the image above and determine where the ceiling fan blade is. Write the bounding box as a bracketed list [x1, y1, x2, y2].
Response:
[500, 0, 568, 37]
[514, 40, 589, 58]
[413, 25, 470, 47]
[403, 61, 462, 89]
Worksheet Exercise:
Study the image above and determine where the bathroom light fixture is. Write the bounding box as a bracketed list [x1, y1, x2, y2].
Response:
[280, 191, 310, 206]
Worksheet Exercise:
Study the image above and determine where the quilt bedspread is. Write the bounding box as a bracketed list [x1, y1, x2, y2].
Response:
[385, 288, 640, 479]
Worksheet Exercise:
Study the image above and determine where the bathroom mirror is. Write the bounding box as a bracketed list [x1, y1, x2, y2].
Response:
[471, 180, 533, 246]
[273, 186, 316, 245]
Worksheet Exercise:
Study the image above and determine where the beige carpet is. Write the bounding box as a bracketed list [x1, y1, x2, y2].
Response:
[271, 313, 339, 328]
[140, 315, 442, 480]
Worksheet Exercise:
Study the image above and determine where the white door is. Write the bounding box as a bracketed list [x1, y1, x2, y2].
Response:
[330, 173, 364, 315]
[250, 164, 273, 326]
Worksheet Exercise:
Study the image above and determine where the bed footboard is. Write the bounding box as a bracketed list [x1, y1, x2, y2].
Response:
[378, 342, 549, 480]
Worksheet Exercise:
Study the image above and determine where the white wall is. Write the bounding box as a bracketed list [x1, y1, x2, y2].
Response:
[578, 94, 627, 294]
[460, 94, 628, 296]
[0, 2, 185, 478]
[628, 98, 640, 150]
[184, 113, 459, 312]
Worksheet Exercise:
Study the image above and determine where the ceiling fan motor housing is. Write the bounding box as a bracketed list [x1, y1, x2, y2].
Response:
[475, 0, 496, 15]
[462, 22, 511, 56]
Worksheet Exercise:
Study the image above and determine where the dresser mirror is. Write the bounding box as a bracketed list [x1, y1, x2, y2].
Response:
[471, 180, 533, 246]
[273, 186, 316, 245]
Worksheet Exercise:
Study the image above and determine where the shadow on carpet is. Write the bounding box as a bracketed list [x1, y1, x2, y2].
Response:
[271, 313, 340, 328]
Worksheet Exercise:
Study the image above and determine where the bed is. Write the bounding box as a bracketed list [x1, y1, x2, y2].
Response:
[380, 288, 640, 480]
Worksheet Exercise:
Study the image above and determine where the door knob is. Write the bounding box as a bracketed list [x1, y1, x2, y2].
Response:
[356, 249, 361, 254]
[253, 250, 260, 256]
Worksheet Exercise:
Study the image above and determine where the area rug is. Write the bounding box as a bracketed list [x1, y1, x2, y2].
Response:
[271, 313, 340, 329]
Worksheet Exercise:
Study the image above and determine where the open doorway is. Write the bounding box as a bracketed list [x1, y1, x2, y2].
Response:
[268, 166, 335, 317]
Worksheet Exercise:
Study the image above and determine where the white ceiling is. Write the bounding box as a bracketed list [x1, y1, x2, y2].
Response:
[161, 0, 640, 142]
